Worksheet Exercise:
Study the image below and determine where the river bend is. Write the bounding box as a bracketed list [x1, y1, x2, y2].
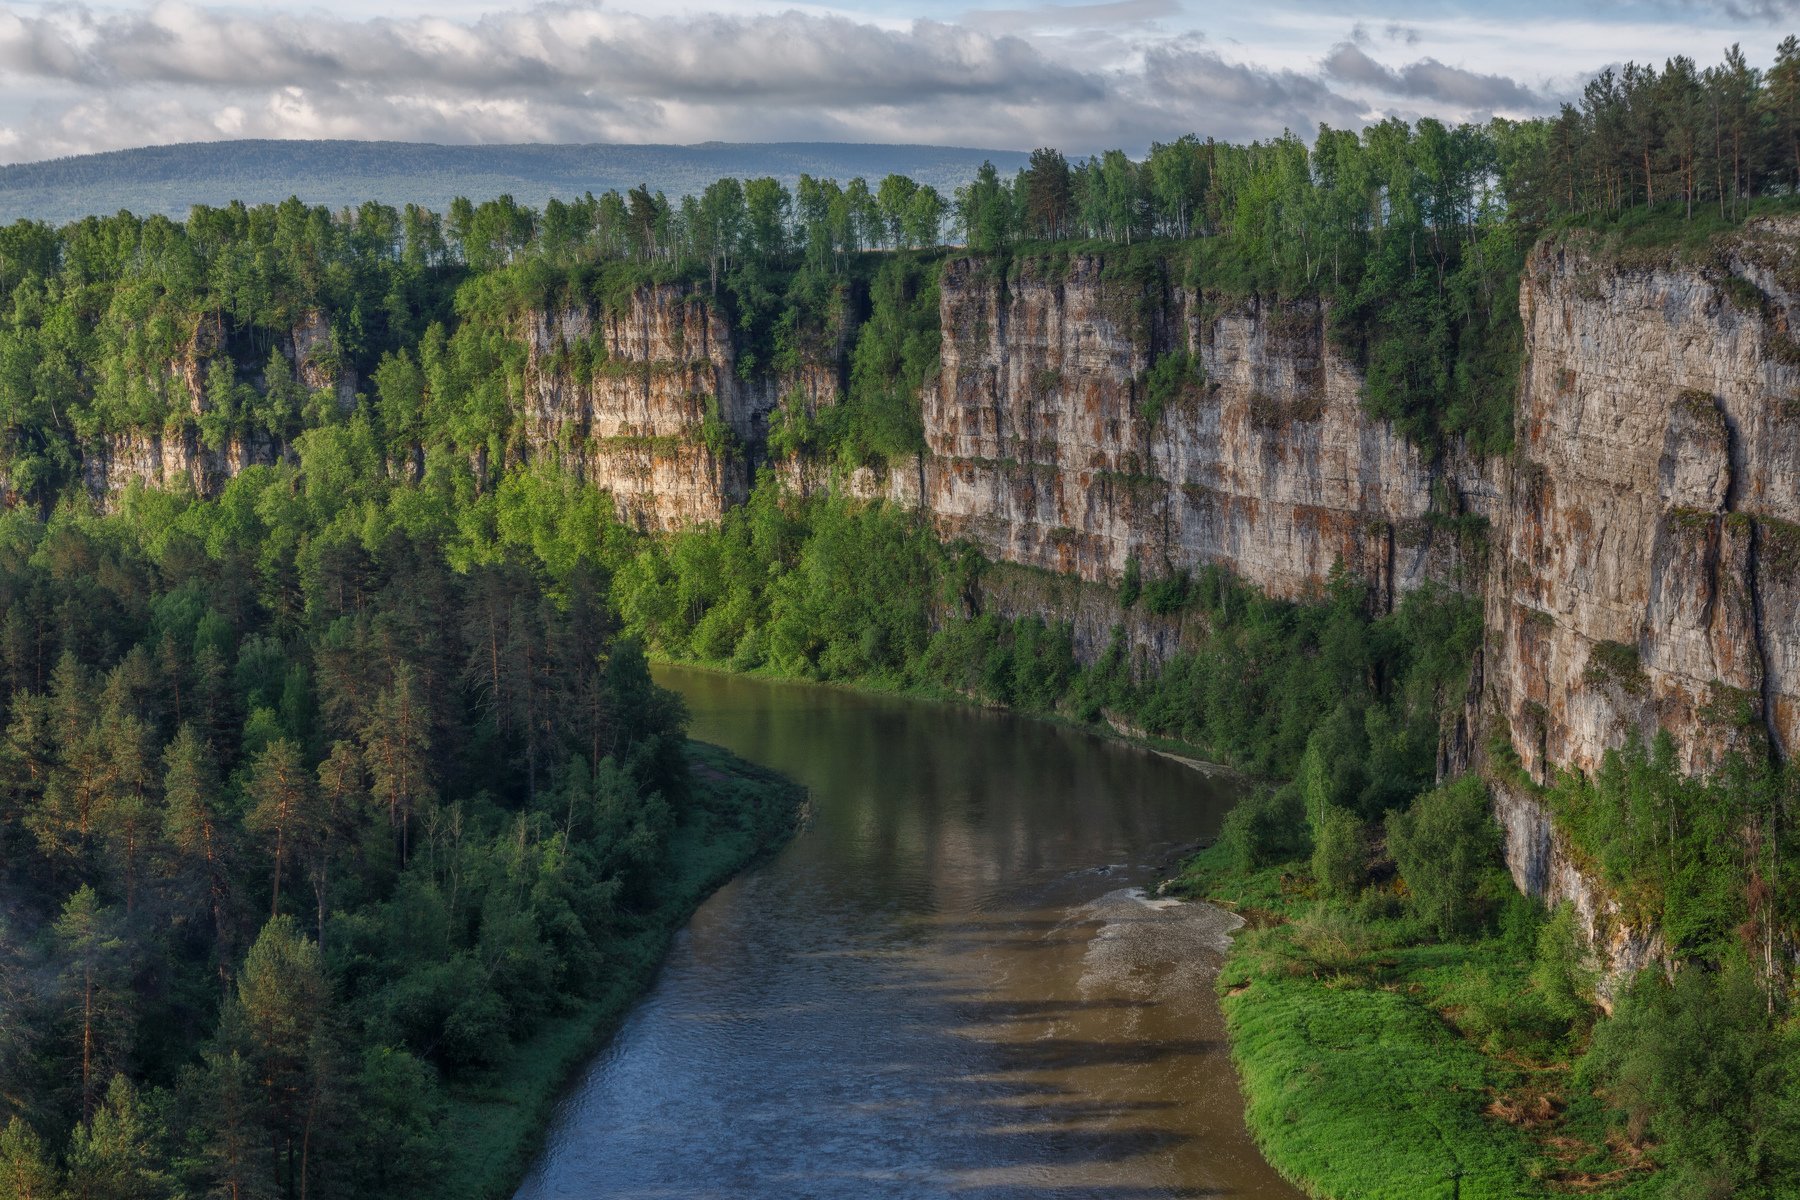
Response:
[514, 666, 1301, 1199]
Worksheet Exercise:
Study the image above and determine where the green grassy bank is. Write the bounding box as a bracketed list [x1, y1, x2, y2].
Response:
[440, 741, 806, 1200]
[1177, 839, 1655, 1200]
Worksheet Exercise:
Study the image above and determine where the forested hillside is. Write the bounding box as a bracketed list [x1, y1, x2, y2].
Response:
[5, 36, 1800, 1200]
[0, 140, 1034, 227]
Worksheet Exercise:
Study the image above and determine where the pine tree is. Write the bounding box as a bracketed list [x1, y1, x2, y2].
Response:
[191, 1049, 271, 1200]
[243, 740, 312, 919]
[52, 889, 130, 1126]
[0, 1116, 62, 1200]
[228, 918, 335, 1200]
[360, 665, 432, 863]
[1765, 35, 1800, 191]
[63, 1075, 168, 1200]
[160, 726, 236, 988]
[309, 742, 368, 948]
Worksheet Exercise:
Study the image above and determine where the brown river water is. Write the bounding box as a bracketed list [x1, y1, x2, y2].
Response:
[512, 665, 1303, 1200]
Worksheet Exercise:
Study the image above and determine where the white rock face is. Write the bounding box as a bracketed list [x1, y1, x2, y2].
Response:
[80, 312, 348, 507]
[81, 430, 283, 509]
[517, 294, 751, 531]
[1489, 223, 1800, 784]
[917, 256, 1485, 609]
[289, 309, 358, 412]
[1491, 779, 1666, 1009]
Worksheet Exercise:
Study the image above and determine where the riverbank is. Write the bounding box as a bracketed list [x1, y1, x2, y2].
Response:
[438, 741, 807, 1200]
[639, 653, 1613, 1198]
[1174, 843, 1655, 1199]
[649, 654, 1262, 789]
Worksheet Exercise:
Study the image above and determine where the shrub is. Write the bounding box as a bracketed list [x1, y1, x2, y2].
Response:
[1118, 557, 1141, 608]
[1311, 804, 1368, 899]
[1579, 958, 1800, 1196]
[1220, 785, 1308, 873]
[1530, 902, 1595, 1028]
[1139, 349, 1203, 427]
[1141, 568, 1191, 615]
[1386, 776, 1503, 939]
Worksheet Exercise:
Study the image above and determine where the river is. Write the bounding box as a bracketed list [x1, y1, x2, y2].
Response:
[512, 665, 1302, 1199]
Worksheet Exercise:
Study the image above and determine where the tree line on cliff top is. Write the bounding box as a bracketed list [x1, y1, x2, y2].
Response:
[9, 38, 1800, 504]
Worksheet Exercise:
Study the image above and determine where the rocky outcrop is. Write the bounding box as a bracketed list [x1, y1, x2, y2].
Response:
[82, 311, 354, 505]
[81, 429, 282, 508]
[171, 313, 224, 414]
[517, 293, 754, 530]
[1491, 778, 1666, 1009]
[916, 256, 1487, 610]
[1488, 221, 1800, 784]
[289, 309, 357, 412]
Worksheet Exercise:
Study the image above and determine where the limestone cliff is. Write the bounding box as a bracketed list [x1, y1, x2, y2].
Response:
[1491, 778, 1666, 1008]
[81, 429, 282, 505]
[916, 255, 1487, 610]
[78, 310, 353, 507]
[1464, 221, 1800, 980]
[516, 291, 753, 531]
[289, 309, 358, 412]
[896, 236, 1799, 795]
[1490, 221, 1800, 783]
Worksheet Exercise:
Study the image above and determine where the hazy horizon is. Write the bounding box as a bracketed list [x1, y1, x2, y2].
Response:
[3, 0, 1797, 168]
[0, 138, 1039, 223]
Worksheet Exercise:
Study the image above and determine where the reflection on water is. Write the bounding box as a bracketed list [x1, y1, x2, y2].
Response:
[513, 666, 1302, 1199]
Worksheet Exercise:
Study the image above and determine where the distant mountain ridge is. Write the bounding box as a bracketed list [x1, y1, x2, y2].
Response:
[0, 139, 1036, 224]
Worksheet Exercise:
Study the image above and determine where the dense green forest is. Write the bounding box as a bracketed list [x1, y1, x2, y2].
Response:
[0, 461, 802, 1199]
[5, 35, 1800, 1200]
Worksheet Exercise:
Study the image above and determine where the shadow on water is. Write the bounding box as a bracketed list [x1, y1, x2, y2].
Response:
[511, 667, 1301, 1200]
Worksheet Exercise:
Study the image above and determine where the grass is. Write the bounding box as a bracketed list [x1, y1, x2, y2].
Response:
[437, 740, 806, 1200]
[1177, 844, 1658, 1200]
[1548, 195, 1800, 271]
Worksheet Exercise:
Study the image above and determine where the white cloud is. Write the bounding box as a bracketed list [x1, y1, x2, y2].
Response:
[1323, 42, 1545, 113]
[0, 0, 1781, 163]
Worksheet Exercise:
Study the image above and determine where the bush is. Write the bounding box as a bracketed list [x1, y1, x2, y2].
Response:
[1139, 350, 1202, 427]
[1579, 958, 1800, 1197]
[1530, 902, 1595, 1029]
[1118, 557, 1141, 608]
[1311, 804, 1368, 899]
[1141, 568, 1191, 615]
[1386, 776, 1503, 939]
[1220, 785, 1308, 873]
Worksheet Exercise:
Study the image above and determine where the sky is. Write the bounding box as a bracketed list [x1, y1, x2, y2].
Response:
[0, 0, 1794, 164]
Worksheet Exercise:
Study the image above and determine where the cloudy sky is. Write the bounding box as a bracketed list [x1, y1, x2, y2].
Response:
[0, 0, 1793, 164]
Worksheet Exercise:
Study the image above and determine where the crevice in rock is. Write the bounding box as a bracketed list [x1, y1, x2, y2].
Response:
[1749, 520, 1785, 760]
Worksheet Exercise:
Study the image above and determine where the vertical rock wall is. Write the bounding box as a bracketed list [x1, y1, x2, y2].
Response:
[917, 255, 1486, 609]
[518, 290, 754, 531]
[1490, 222, 1800, 783]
